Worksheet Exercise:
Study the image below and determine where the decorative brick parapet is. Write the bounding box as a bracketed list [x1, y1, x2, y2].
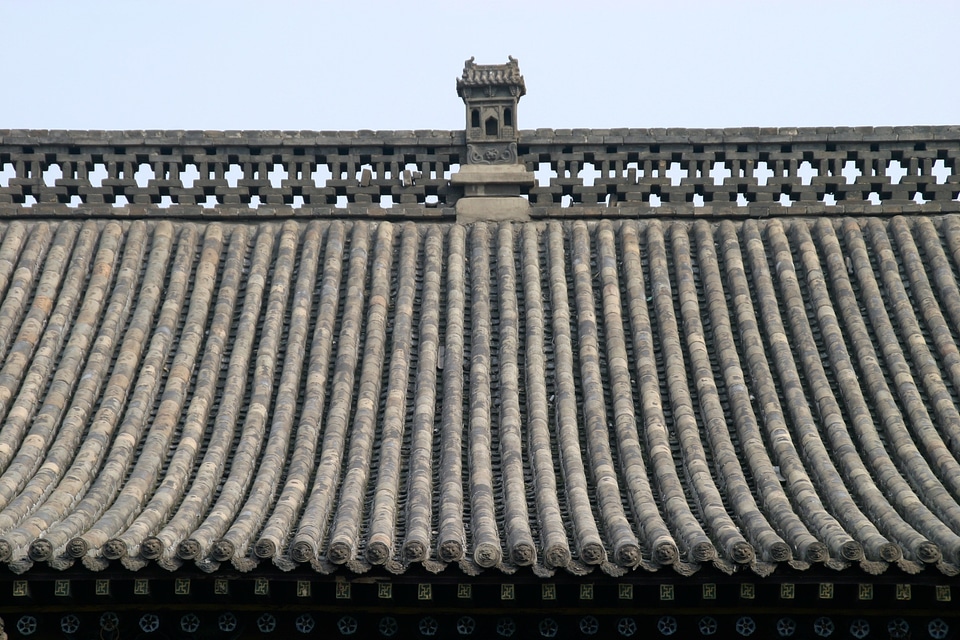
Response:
[1, 127, 958, 217]
[0, 129, 463, 146]
[5, 125, 958, 146]
[519, 125, 960, 145]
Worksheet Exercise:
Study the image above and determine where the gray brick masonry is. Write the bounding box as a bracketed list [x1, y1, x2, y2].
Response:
[0, 127, 957, 219]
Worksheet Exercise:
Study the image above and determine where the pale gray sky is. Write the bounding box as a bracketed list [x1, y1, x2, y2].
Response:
[3, 1, 957, 130]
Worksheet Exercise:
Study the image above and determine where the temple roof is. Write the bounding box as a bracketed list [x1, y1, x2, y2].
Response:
[1, 212, 960, 578]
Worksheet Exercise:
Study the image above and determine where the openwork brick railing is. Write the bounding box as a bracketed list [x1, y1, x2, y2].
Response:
[1, 127, 959, 217]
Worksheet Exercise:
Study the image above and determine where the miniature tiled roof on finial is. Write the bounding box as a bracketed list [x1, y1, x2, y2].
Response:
[457, 56, 526, 97]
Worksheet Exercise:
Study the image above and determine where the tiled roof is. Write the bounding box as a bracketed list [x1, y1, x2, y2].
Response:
[1, 215, 960, 578]
[457, 57, 525, 95]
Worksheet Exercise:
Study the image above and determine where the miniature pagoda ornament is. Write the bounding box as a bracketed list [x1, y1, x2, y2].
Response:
[451, 56, 535, 222]
[458, 56, 525, 164]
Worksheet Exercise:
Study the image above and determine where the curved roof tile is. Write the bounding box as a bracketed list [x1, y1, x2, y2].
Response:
[1, 216, 960, 577]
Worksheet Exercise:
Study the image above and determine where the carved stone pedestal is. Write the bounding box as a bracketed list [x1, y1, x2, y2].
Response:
[451, 165, 534, 223]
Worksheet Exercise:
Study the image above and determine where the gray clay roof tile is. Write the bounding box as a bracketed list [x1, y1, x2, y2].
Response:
[1, 215, 960, 578]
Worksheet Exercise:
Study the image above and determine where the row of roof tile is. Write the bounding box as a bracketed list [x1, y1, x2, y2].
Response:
[0, 215, 959, 577]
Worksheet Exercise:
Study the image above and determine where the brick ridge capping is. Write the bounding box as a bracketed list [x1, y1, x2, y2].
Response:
[4, 125, 960, 144]
[2, 126, 959, 219]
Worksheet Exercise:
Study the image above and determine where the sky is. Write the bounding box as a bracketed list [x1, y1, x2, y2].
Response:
[2, 1, 958, 131]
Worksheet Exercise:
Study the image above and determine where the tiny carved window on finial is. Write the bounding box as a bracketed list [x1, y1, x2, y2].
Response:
[451, 56, 536, 222]
[457, 56, 526, 150]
